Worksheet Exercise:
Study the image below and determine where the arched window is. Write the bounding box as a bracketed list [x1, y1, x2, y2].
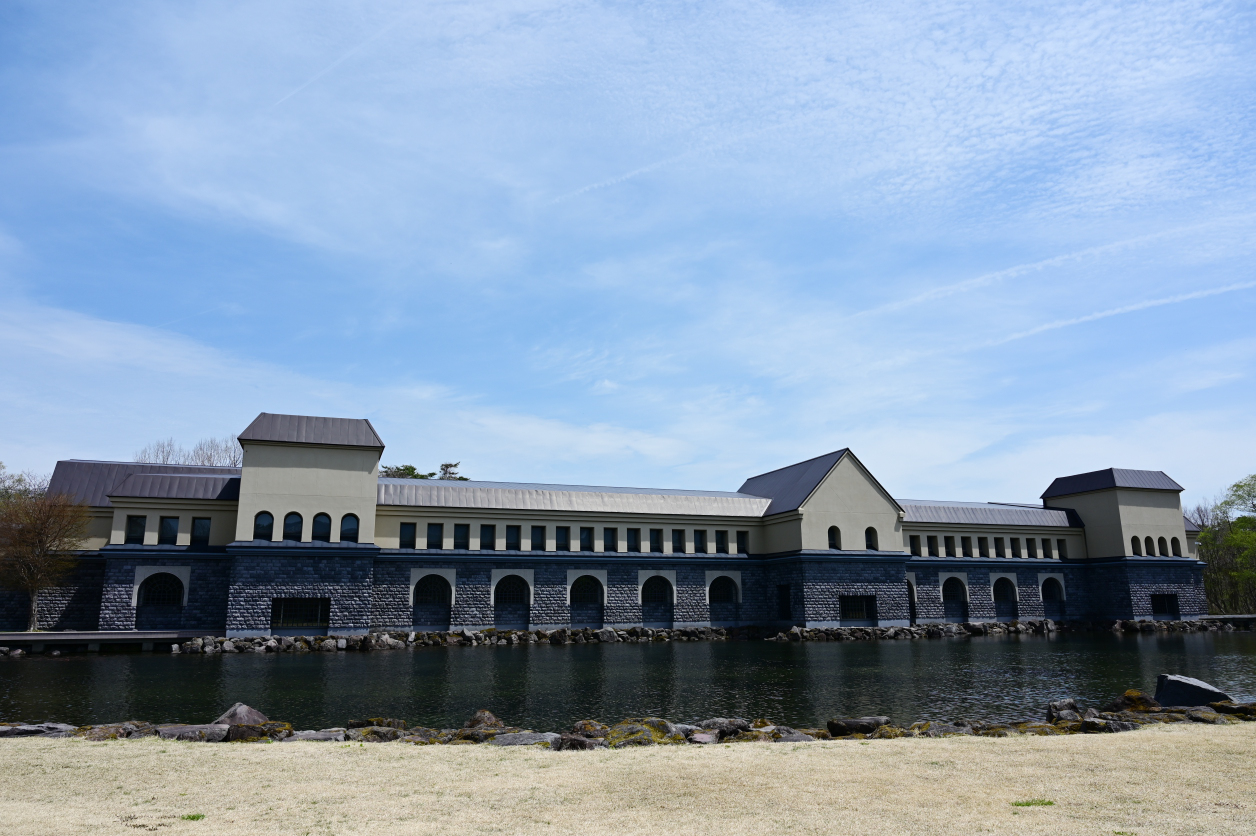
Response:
[138, 572, 184, 607]
[494, 574, 530, 606]
[282, 513, 303, 541]
[709, 576, 739, 604]
[942, 577, 968, 622]
[1144, 536, 1155, 557]
[828, 526, 842, 550]
[1171, 537, 1181, 557]
[340, 514, 360, 544]
[253, 512, 274, 541]
[864, 527, 879, 551]
[992, 577, 1016, 602]
[1131, 536, 1142, 556]
[311, 513, 332, 542]
[1041, 577, 1063, 601]
[413, 574, 452, 606]
[641, 575, 673, 604]
[1157, 537, 1168, 557]
[570, 575, 604, 605]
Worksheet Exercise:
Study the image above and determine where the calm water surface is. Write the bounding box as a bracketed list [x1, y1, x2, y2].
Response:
[2, 632, 1254, 730]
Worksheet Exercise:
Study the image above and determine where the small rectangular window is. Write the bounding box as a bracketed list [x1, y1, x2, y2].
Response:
[672, 529, 686, 554]
[960, 536, 972, 557]
[603, 527, 618, 553]
[944, 536, 956, 557]
[579, 527, 594, 552]
[650, 529, 664, 553]
[453, 523, 470, 550]
[977, 536, 989, 558]
[399, 523, 417, 550]
[531, 525, 546, 551]
[1011, 538, 1022, 558]
[995, 537, 1006, 558]
[694, 530, 708, 554]
[839, 595, 877, 624]
[158, 516, 180, 545]
[190, 518, 211, 547]
[1056, 539, 1068, 560]
[627, 528, 641, 553]
[909, 535, 921, 556]
[1027, 538, 1037, 559]
[1150, 594, 1179, 616]
[506, 525, 521, 551]
[736, 531, 749, 554]
[125, 515, 147, 545]
[1040, 538, 1052, 560]
[480, 524, 497, 550]
[556, 526, 571, 552]
[715, 530, 728, 554]
[927, 535, 939, 557]
[270, 597, 330, 630]
[427, 523, 444, 550]
[776, 584, 792, 620]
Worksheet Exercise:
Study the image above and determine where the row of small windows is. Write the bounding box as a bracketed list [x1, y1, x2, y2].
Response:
[252, 512, 359, 543]
[125, 515, 212, 546]
[412, 572, 740, 607]
[396, 523, 751, 554]
[908, 534, 1067, 560]
[1131, 536, 1182, 557]
[826, 527, 880, 551]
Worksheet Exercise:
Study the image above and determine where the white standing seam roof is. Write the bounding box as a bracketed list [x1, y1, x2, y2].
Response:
[376, 479, 772, 517]
[897, 499, 1077, 528]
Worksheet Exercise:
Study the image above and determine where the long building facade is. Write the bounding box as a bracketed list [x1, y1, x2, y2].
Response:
[1, 412, 1207, 635]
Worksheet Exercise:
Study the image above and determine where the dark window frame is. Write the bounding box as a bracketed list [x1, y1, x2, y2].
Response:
[282, 512, 303, 542]
[556, 526, 571, 552]
[909, 534, 921, 556]
[672, 529, 686, 554]
[506, 525, 522, 551]
[736, 531, 749, 554]
[715, 530, 729, 554]
[579, 527, 594, 552]
[158, 516, 179, 546]
[399, 522, 417, 550]
[627, 528, 641, 553]
[311, 513, 332, 543]
[650, 529, 664, 553]
[453, 523, 470, 550]
[603, 527, 618, 553]
[125, 515, 147, 545]
[340, 514, 359, 544]
[427, 522, 445, 550]
[190, 517, 211, 547]
[694, 529, 708, 554]
[253, 512, 273, 541]
[480, 524, 497, 551]
[531, 525, 546, 551]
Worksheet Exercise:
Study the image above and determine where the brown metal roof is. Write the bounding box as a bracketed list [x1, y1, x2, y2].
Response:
[237, 413, 384, 449]
[1041, 468, 1183, 499]
[48, 461, 241, 508]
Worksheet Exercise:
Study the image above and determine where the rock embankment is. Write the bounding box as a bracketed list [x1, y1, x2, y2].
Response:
[4, 678, 1253, 748]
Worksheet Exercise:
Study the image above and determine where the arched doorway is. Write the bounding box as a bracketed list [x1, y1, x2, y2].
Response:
[413, 574, 452, 630]
[136, 572, 184, 630]
[641, 576, 674, 628]
[569, 575, 605, 629]
[708, 575, 739, 626]
[493, 574, 531, 630]
[993, 578, 1018, 622]
[1041, 578, 1065, 621]
[942, 577, 968, 623]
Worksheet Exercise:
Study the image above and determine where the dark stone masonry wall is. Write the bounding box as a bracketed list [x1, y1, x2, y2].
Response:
[0, 548, 1209, 635]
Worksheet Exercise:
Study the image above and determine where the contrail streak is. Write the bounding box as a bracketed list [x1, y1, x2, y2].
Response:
[270, 14, 409, 109]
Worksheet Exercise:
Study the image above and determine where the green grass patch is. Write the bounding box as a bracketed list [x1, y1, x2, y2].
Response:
[180, 813, 205, 821]
[1011, 799, 1054, 807]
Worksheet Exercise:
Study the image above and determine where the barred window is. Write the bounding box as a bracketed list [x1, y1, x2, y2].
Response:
[413, 574, 451, 605]
[138, 573, 183, 607]
[570, 575, 603, 605]
[495, 575, 530, 605]
[709, 576, 738, 603]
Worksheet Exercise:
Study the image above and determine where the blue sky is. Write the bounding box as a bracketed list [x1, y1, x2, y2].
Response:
[1, 0, 1254, 507]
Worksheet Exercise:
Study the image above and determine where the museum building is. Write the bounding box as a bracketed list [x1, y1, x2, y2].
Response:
[1, 412, 1206, 635]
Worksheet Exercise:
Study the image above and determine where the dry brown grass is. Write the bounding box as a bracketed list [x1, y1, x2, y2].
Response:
[0, 723, 1252, 835]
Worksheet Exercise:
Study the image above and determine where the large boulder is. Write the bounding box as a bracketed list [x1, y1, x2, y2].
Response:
[606, 718, 686, 747]
[1046, 698, 1081, 723]
[570, 719, 610, 738]
[226, 722, 293, 741]
[553, 733, 607, 750]
[826, 717, 891, 737]
[347, 726, 404, 742]
[156, 724, 230, 742]
[282, 729, 346, 742]
[214, 703, 268, 725]
[1154, 675, 1231, 707]
[699, 718, 751, 739]
[0, 723, 77, 738]
[1210, 701, 1256, 719]
[464, 709, 505, 729]
[489, 732, 561, 747]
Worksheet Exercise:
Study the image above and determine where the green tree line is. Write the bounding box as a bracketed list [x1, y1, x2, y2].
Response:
[1190, 473, 1256, 614]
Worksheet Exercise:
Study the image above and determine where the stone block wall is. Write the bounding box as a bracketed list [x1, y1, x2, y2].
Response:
[98, 555, 230, 632]
[0, 558, 104, 631]
[226, 554, 374, 635]
[797, 558, 911, 625]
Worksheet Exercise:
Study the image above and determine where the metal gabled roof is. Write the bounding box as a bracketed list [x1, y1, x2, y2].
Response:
[108, 473, 240, 502]
[238, 413, 384, 450]
[897, 498, 1079, 528]
[377, 478, 771, 517]
[1041, 468, 1183, 499]
[737, 449, 849, 516]
[48, 460, 242, 508]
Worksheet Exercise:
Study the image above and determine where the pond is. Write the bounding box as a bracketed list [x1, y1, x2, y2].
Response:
[2, 632, 1254, 731]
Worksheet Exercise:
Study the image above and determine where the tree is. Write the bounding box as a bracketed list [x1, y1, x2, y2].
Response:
[0, 481, 91, 631]
[438, 462, 470, 481]
[380, 465, 436, 479]
[1192, 471, 1256, 615]
[134, 435, 241, 467]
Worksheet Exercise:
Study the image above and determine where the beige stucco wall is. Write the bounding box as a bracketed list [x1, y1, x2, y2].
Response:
[1046, 488, 1186, 559]
[235, 442, 381, 543]
[795, 455, 903, 552]
[108, 499, 238, 547]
